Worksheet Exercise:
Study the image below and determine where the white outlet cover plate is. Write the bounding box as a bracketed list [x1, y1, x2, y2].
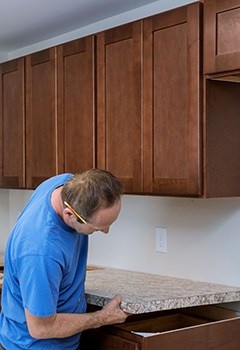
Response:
[156, 227, 167, 253]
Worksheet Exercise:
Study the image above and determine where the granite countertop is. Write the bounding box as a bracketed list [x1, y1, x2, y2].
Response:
[85, 267, 240, 314]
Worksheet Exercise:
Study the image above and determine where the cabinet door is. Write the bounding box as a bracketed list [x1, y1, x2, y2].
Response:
[0, 58, 25, 188]
[204, 0, 240, 74]
[97, 21, 142, 193]
[143, 3, 202, 196]
[25, 48, 58, 189]
[58, 36, 95, 174]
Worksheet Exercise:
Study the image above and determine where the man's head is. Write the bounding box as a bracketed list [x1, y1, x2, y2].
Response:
[61, 169, 124, 234]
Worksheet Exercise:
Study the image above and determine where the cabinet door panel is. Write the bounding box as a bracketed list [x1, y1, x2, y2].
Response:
[97, 21, 142, 193]
[58, 36, 95, 174]
[143, 3, 202, 196]
[26, 48, 58, 189]
[204, 0, 240, 74]
[0, 58, 25, 188]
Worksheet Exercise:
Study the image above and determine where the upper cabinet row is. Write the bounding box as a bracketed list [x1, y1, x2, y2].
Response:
[0, 2, 203, 196]
[1, 0, 240, 197]
[0, 38, 95, 190]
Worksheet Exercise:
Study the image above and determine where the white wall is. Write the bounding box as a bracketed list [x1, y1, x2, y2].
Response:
[88, 195, 240, 287]
[0, 52, 8, 62]
[0, 189, 33, 251]
[1, 191, 240, 287]
[0, 189, 10, 251]
[1, 0, 240, 289]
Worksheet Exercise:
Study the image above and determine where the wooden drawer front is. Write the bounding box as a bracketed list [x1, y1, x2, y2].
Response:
[204, 0, 240, 73]
[84, 306, 240, 350]
[80, 328, 140, 350]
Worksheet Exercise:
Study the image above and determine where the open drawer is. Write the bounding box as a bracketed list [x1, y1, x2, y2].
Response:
[80, 305, 240, 350]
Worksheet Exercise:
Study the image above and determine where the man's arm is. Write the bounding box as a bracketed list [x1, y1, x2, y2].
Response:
[25, 294, 129, 339]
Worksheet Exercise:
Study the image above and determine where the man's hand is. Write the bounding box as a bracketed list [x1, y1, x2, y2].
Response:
[100, 294, 130, 325]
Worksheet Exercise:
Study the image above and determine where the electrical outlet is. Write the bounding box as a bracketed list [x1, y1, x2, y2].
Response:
[156, 227, 167, 253]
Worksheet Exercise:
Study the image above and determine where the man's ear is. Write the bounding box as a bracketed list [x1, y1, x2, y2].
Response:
[63, 208, 74, 224]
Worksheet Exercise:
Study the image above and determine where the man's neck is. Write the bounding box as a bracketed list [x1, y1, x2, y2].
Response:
[51, 186, 64, 221]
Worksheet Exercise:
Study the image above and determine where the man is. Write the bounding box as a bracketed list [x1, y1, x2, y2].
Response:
[0, 169, 129, 350]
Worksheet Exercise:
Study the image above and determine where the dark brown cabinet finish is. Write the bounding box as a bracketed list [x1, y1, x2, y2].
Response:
[81, 305, 240, 350]
[81, 328, 140, 350]
[25, 48, 58, 189]
[204, 0, 240, 74]
[205, 77, 240, 197]
[0, 58, 25, 188]
[96, 21, 142, 193]
[143, 2, 202, 196]
[57, 36, 96, 174]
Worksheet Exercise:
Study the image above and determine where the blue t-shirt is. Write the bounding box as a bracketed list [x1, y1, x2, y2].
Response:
[0, 174, 89, 350]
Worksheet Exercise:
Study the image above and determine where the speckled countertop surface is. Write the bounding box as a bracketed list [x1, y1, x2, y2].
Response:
[85, 267, 240, 314]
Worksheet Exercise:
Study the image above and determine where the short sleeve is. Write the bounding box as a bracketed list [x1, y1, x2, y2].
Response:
[17, 255, 62, 317]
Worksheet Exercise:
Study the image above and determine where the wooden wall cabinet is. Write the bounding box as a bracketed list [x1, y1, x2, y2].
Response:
[0, 58, 25, 188]
[97, 2, 202, 196]
[2, 0, 240, 198]
[204, 0, 240, 74]
[143, 2, 202, 196]
[0, 49, 60, 190]
[0, 39, 96, 190]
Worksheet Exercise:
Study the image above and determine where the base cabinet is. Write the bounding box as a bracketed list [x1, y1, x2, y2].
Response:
[80, 305, 240, 350]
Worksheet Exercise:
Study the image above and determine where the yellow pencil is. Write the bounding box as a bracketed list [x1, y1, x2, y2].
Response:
[64, 201, 87, 224]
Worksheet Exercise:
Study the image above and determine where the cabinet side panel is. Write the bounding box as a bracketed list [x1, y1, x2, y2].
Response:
[206, 80, 240, 197]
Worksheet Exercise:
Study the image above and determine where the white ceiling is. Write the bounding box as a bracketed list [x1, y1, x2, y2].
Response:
[0, 0, 165, 52]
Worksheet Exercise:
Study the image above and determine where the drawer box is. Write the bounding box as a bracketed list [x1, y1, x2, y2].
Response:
[80, 305, 240, 349]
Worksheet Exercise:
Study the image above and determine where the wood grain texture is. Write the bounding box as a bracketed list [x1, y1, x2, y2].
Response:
[97, 21, 142, 193]
[143, 2, 202, 196]
[57, 36, 95, 175]
[204, 0, 240, 74]
[206, 79, 240, 197]
[81, 306, 240, 350]
[25, 48, 58, 189]
[0, 58, 25, 188]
